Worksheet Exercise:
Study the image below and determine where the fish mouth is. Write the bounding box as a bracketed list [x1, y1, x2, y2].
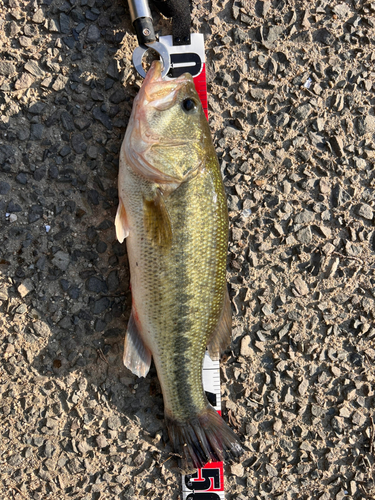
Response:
[138, 60, 193, 111]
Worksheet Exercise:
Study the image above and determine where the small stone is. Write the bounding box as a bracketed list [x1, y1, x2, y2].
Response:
[339, 406, 352, 418]
[15, 73, 34, 90]
[52, 75, 69, 91]
[311, 405, 325, 417]
[357, 203, 373, 220]
[28, 102, 46, 115]
[332, 184, 351, 207]
[19, 36, 32, 47]
[52, 251, 70, 271]
[78, 440, 91, 454]
[32, 8, 45, 23]
[345, 241, 362, 257]
[266, 25, 283, 44]
[240, 336, 252, 357]
[230, 463, 244, 477]
[296, 226, 312, 244]
[86, 276, 108, 294]
[298, 378, 309, 396]
[87, 190, 99, 205]
[0, 181, 11, 194]
[49, 18, 59, 32]
[16, 172, 27, 184]
[335, 489, 347, 500]
[24, 60, 44, 78]
[41, 76, 53, 88]
[331, 416, 344, 433]
[96, 241, 107, 253]
[259, 0, 271, 17]
[325, 257, 339, 279]
[322, 243, 335, 255]
[74, 117, 92, 131]
[108, 416, 121, 430]
[0, 61, 16, 76]
[30, 123, 44, 141]
[59, 13, 70, 34]
[265, 463, 278, 477]
[96, 434, 108, 448]
[7, 200, 22, 212]
[352, 411, 366, 426]
[92, 45, 107, 63]
[333, 3, 351, 18]
[315, 28, 335, 45]
[329, 136, 344, 157]
[71, 133, 87, 154]
[293, 277, 309, 296]
[109, 89, 128, 104]
[273, 419, 282, 433]
[250, 88, 267, 100]
[62, 36, 75, 49]
[232, 27, 248, 44]
[106, 60, 120, 80]
[68, 286, 80, 300]
[87, 146, 98, 159]
[92, 107, 113, 130]
[18, 279, 34, 297]
[295, 103, 312, 121]
[60, 111, 75, 131]
[294, 210, 315, 224]
[86, 25, 100, 43]
[357, 115, 375, 136]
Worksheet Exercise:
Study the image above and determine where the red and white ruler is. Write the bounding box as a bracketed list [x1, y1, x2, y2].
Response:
[159, 35, 224, 499]
[159, 33, 208, 119]
[181, 352, 225, 500]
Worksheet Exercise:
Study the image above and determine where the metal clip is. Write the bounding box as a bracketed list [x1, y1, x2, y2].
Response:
[132, 41, 170, 79]
[127, 0, 170, 79]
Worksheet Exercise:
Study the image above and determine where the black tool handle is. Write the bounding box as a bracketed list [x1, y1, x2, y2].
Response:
[133, 17, 156, 45]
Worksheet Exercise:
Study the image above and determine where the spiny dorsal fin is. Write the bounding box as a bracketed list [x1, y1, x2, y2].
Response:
[207, 288, 232, 358]
[123, 310, 152, 378]
[143, 189, 172, 248]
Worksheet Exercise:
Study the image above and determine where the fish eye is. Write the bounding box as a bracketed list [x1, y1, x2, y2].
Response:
[181, 98, 197, 113]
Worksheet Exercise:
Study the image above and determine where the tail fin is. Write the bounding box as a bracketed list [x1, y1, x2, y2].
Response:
[165, 406, 243, 472]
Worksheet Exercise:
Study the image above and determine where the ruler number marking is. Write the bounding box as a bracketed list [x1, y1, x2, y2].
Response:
[185, 468, 221, 491]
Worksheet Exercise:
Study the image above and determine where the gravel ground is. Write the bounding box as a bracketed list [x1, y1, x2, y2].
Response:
[1, 0, 375, 499]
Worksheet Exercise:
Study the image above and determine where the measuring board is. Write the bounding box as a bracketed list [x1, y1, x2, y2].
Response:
[181, 352, 225, 500]
[159, 35, 224, 499]
[159, 34, 208, 119]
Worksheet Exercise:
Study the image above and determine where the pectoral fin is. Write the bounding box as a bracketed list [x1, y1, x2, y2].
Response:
[123, 310, 152, 378]
[143, 189, 172, 248]
[115, 199, 129, 243]
[207, 288, 232, 358]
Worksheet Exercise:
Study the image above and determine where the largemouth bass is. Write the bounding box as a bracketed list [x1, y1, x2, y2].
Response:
[115, 61, 242, 471]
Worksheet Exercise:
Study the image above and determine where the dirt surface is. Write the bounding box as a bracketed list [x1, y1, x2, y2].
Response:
[1, 0, 375, 498]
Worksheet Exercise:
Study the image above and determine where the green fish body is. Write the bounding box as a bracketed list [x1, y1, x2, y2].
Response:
[116, 61, 242, 471]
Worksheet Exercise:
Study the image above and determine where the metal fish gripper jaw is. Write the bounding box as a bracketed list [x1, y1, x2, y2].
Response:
[127, 0, 170, 78]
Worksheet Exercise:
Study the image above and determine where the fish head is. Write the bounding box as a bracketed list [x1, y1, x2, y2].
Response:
[125, 61, 211, 185]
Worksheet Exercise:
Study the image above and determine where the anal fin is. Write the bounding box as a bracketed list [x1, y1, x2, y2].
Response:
[123, 310, 152, 377]
[207, 287, 232, 359]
